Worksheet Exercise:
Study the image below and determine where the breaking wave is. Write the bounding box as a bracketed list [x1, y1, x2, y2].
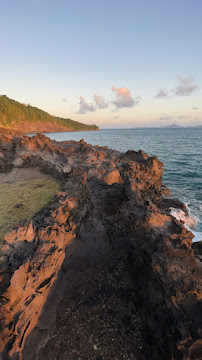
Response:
[170, 207, 202, 243]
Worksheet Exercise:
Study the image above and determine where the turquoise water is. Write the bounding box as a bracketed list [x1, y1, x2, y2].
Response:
[44, 128, 202, 241]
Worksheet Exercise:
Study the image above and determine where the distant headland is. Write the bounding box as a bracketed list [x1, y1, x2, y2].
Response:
[0, 95, 99, 133]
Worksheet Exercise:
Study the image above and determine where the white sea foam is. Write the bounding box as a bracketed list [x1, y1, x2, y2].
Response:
[170, 207, 202, 243]
[170, 208, 197, 229]
[190, 230, 202, 243]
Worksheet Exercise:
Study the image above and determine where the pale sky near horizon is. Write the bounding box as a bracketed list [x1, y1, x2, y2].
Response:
[0, 0, 202, 128]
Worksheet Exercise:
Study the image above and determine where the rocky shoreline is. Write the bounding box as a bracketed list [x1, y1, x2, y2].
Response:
[0, 128, 201, 360]
[0, 123, 99, 134]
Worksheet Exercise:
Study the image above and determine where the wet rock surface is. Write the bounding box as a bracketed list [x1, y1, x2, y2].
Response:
[0, 128, 201, 360]
[193, 241, 202, 263]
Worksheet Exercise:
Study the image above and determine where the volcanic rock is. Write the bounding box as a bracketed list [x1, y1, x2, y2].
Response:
[0, 128, 201, 360]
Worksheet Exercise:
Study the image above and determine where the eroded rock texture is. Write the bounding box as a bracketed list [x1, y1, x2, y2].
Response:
[0, 128, 201, 360]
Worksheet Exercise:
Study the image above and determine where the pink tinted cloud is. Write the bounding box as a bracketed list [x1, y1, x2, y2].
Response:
[77, 96, 95, 114]
[112, 85, 140, 109]
[93, 93, 108, 109]
[172, 75, 198, 96]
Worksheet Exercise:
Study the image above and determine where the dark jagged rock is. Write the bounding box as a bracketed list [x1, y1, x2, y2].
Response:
[0, 128, 201, 360]
[158, 197, 188, 214]
[193, 241, 202, 262]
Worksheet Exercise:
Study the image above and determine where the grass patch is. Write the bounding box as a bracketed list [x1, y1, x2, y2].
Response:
[0, 178, 60, 243]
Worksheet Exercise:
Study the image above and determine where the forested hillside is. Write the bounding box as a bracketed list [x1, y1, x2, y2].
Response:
[0, 95, 99, 132]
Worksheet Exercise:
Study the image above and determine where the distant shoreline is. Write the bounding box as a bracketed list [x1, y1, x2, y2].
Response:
[99, 126, 202, 130]
[25, 128, 99, 135]
[0, 125, 99, 135]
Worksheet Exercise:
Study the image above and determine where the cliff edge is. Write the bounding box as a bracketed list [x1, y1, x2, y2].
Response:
[0, 128, 201, 360]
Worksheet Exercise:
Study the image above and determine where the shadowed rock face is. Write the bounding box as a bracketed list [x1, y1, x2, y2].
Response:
[0, 128, 201, 360]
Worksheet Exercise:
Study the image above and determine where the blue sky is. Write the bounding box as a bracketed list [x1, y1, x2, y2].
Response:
[0, 0, 201, 128]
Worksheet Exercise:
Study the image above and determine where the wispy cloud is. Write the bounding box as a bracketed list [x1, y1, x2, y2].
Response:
[93, 93, 108, 109]
[172, 75, 198, 96]
[177, 115, 188, 119]
[153, 89, 168, 99]
[112, 85, 140, 110]
[193, 106, 198, 110]
[160, 116, 173, 121]
[154, 75, 198, 99]
[76, 96, 95, 114]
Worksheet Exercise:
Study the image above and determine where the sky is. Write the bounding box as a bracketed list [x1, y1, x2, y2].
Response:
[0, 0, 202, 128]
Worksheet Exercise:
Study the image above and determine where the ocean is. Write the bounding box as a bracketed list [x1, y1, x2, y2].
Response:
[44, 128, 202, 242]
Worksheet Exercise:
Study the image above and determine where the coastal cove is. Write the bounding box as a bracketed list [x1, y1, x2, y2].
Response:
[41, 127, 202, 242]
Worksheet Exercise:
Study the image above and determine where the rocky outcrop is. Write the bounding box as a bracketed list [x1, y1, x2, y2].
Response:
[0, 128, 201, 360]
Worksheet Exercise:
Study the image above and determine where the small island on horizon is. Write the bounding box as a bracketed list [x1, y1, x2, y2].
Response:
[0, 95, 99, 133]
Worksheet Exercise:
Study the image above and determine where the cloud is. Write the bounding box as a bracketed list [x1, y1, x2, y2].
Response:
[113, 115, 119, 119]
[177, 115, 188, 119]
[76, 96, 95, 114]
[160, 116, 173, 121]
[153, 89, 168, 99]
[93, 93, 108, 109]
[154, 75, 198, 99]
[62, 98, 67, 102]
[193, 106, 198, 110]
[172, 75, 198, 96]
[112, 85, 140, 109]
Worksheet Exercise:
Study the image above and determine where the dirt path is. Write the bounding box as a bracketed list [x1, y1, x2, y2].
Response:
[25, 250, 151, 360]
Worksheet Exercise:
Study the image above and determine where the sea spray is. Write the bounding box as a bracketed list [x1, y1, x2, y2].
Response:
[170, 207, 202, 242]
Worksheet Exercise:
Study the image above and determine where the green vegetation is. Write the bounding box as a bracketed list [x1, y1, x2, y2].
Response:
[0, 95, 99, 131]
[0, 178, 60, 243]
